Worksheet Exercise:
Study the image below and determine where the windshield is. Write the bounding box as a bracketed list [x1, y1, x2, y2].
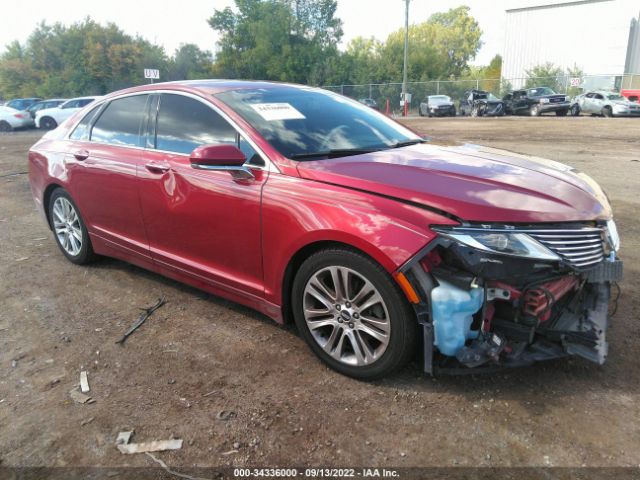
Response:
[429, 95, 450, 103]
[528, 87, 556, 96]
[216, 87, 420, 159]
[607, 93, 624, 101]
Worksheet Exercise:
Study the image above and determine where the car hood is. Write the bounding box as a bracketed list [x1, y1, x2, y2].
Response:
[296, 143, 611, 223]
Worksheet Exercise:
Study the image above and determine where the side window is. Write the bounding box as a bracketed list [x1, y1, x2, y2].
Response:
[239, 136, 265, 167]
[69, 104, 103, 141]
[78, 99, 94, 107]
[594, 94, 604, 100]
[62, 101, 78, 109]
[91, 95, 148, 147]
[155, 94, 236, 155]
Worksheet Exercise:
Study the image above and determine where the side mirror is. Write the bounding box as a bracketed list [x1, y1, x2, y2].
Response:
[190, 144, 246, 167]
[189, 144, 254, 180]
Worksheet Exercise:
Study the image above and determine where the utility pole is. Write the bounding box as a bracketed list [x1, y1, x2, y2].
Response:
[402, 0, 410, 116]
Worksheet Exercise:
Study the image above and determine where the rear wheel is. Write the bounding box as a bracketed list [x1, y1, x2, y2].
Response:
[48, 189, 96, 265]
[40, 117, 57, 130]
[0, 121, 11, 132]
[292, 248, 417, 380]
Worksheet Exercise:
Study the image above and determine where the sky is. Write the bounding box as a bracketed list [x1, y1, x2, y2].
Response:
[1, 0, 510, 67]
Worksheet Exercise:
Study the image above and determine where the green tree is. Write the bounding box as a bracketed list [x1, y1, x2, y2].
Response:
[208, 0, 342, 84]
[524, 62, 565, 92]
[168, 44, 214, 80]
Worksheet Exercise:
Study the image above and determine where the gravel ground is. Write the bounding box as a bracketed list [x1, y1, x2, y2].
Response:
[0, 117, 639, 476]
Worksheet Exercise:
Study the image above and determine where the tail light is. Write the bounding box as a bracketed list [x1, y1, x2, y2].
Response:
[14, 113, 27, 119]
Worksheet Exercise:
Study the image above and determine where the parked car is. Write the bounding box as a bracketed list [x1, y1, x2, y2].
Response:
[419, 95, 456, 117]
[459, 90, 505, 117]
[504, 87, 570, 116]
[35, 96, 100, 129]
[571, 90, 640, 117]
[0, 106, 32, 132]
[28, 80, 622, 379]
[26, 99, 67, 120]
[5, 98, 42, 111]
[358, 98, 378, 110]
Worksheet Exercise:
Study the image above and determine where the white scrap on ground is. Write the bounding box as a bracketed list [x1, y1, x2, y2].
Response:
[80, 371, 90, 393]
[116, 429, 183, 454]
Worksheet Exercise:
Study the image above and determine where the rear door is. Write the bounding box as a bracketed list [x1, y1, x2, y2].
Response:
[66, 94, 151, 258]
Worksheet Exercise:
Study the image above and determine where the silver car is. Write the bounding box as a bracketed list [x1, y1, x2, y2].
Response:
[571, 90, 640, 117]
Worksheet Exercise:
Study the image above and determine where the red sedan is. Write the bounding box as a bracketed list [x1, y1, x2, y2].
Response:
[28, 80, 622, 378]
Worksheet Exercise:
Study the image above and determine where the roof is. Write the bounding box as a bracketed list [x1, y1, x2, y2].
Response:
[106, 79, 305, 99]
[506, 0, 613, 13]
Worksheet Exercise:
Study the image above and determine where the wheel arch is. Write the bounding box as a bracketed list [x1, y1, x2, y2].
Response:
[42, 182, 65, 229]
[280, 239, 392, 325]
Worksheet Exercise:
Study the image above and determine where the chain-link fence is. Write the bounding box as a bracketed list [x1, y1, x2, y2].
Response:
[323, 73, 640, 116]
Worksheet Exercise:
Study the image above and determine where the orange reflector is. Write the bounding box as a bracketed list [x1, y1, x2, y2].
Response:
[394, 272, 420, 304]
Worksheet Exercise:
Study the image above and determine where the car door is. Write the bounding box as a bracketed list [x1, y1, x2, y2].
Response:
[137, 92, 267, 299]
[65, 94, 151, 259]
[581, 92, 595, 113]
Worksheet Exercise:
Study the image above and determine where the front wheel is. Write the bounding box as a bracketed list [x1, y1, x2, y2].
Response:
[530, 105, 541, 116]
[48, 189, 97, 265]
[570, 104, 581, 116]
[555, 109, 568, 116]
[292, 248, 418, 380]
[602, 106, 613, 118]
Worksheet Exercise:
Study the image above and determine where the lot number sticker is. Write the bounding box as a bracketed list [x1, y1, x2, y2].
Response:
[251, 103, 305, 121]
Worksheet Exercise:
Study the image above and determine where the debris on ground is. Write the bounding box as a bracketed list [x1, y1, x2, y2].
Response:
[145, 452, 212, 480]
[221, 449, 238, 456]
[216, 410, 236, 421]
[80, 371, 90, 393]
[116, 430, 183, 454]
[69, 387, 94, 404]
[116, 297, 167, 345]
[80, 417, 95, 426]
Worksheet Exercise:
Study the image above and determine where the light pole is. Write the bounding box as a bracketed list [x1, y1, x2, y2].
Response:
[402, 0, 410, 116]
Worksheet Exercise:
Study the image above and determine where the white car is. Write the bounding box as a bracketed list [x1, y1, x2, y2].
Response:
[35, 96, 100, 129]
[0, 106, 32, 132]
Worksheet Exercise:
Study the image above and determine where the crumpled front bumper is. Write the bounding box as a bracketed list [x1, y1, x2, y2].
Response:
[400, 242, 623, 375]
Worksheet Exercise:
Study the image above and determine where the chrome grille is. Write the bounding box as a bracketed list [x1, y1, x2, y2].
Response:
[524, 227, 605, 269]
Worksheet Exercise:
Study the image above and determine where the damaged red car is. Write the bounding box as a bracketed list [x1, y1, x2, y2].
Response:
[28, 81, 623, 379]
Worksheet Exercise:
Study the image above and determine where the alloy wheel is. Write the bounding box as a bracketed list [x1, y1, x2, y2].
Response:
[303, 266, 391, 367]
[52, 197, 83, 256]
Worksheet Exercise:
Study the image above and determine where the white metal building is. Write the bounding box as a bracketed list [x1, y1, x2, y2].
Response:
[502, 0, 640, 88]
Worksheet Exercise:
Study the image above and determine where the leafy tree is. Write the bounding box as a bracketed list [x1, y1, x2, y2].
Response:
[524, 62, 565, 92]
[168, 44, 214, 80]
[208, 0, 342, 84]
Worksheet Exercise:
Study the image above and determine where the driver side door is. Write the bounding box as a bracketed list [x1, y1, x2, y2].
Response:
[137, 93, 268, 302]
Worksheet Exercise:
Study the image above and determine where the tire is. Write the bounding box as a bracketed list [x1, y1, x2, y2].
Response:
[450, 107, 457, 117]
[292, 248, 418, 380]
[418, 107, 424, 117]
[40, 117, 57, 130]
[570, 104, 581, 116]
[555, 109, 568, 117]
[0, 121, 11, 132]
[48, 189, 97, 265]
[602, 106, 613, 118]
[530, 105, 540, 116]
[471, 106, 479, 117]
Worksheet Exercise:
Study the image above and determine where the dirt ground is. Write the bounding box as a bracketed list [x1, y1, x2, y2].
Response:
[1, 117, 639, 476]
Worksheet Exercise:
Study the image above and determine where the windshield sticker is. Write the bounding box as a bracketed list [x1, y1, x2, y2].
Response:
[250, 103, 305, 121]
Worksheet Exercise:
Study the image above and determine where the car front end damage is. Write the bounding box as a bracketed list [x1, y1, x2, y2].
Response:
[399, 221, 622, 374]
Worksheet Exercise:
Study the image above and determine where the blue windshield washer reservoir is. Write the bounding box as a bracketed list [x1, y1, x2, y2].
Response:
[430, 279, 484, 356]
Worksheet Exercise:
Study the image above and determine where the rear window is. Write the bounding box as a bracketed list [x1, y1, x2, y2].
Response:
[90, 95, 148, 147]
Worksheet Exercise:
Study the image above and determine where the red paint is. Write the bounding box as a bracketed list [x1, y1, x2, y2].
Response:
[27, 81, 613, 324]
[522, 276, 579, 322]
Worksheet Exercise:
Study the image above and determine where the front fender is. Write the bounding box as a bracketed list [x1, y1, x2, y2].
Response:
[261, 174, 458, 306]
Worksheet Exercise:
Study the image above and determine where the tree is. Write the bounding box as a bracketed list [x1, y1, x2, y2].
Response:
[208, 0, 342, 84]
[524, 62, 565, 91]
[167, 44, 214, 80]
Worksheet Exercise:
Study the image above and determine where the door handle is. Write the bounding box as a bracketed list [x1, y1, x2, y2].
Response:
[73, 150, 89, 161]
[144, 162, 170, 174]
